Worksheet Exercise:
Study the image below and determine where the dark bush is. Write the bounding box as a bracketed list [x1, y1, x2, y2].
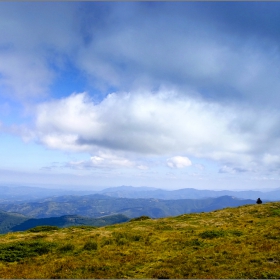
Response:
[152, 268, 172, 279]
[0, 241, 56, 262]
[199, 230, 226, 239]
[58, 243, 75, 252]
[131, 234, 141, 241]
[101, 238, 114, 246]
[229, 230, 243, 236]
[28, 225, 60, 232]
[69, 225, 97, 230]
[188, 238, 204, 247]
[129, 216, 151, 222]
[83, 241, 98, 251]
[116, 238, 128, 246]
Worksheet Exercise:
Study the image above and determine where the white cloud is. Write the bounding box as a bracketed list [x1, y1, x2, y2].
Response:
[90, 153, 134, 168]
[34, 91, 243, 157]
[31, 91, 266, 166]
[32, 89, 280, 170]
[2, 2, 280, 185]
[166, 156, 192, 169]
[65, 152, 136, 170]
[0, 77, 272, 184]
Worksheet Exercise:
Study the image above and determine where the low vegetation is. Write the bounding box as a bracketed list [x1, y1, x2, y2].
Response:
[27, 225, 60, 232]
[129, 215, 151, 222]
[0, 202, 280, 278]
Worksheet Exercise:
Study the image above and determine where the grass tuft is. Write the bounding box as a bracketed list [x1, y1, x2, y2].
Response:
[0, 241, 56, 262]
[199, 229, 226, 239]
[83, 241, 98, 251]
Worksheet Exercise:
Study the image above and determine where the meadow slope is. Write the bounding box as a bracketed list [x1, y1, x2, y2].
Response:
[0, 202, 280, 278]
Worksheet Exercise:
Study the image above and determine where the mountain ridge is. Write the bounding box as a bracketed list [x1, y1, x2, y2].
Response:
[0, 185, 278, 202]
[99, 186, 274, 200]
[0, 194, 256, 219]
[0, 210, 130, 234]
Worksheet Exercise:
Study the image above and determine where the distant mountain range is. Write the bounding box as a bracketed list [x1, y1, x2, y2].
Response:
[1, 185, 278, 203]
[0, 185, 272, 234]
[98, 185, 280, 200]
[0, 185, 95, 202]
[0, 194, 256, 220]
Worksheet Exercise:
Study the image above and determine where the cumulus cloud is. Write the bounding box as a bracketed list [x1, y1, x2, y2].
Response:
[32, 89, 280, 171]
[65, 152, 143, 170]
[2, 2, 280, 184]
[90, 153, 134, 168]
[34, 91, 243, 157]
[166, 156, 192, 169]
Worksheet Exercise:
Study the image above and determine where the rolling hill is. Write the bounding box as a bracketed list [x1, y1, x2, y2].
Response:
[0, 202, 280, 278]
[10, 214, 129, 232]
[0, 210, 129, 234]
[0, 210, 29, 234]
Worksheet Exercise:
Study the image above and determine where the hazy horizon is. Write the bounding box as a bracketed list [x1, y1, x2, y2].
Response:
[1, 2, 280, 191]
[0, 182, 278, 194]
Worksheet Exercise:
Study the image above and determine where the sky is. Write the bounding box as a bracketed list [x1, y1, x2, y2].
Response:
[1, 2, 280, 191]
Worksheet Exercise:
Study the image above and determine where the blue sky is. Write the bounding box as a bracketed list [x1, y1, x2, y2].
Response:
[1, 2, 280, 191]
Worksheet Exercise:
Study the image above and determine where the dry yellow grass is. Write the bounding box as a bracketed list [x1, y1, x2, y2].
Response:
[0, 202, 280, 278]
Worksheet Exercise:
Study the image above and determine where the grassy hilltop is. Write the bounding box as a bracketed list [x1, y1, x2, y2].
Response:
[1, 202, 280, 278]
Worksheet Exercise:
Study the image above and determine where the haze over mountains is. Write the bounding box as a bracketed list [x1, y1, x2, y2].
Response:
[1, 185, 279, 202]
[98, 186, 280, 200]
[0, 194, 256, 220]
[0, 186, 95, 202]
[0, 185, 277, 234]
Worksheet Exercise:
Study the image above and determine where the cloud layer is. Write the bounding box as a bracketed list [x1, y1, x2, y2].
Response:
[33, 90, 280, 172]
[35, 91, 242, 156]
[1, 2, 280, 188]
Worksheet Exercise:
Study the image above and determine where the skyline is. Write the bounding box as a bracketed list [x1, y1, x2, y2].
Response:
[1, 2, 280, 191]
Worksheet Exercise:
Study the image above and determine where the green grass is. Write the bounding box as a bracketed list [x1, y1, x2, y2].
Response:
[0, 241, 57, 262]
[83, 241, 98, 251]
[0, 202, 280, 278]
